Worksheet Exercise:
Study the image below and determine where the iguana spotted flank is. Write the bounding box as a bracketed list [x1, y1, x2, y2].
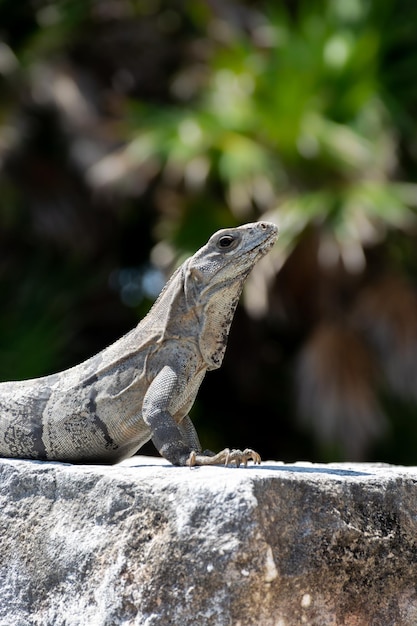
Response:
[0, 222, 278, 466]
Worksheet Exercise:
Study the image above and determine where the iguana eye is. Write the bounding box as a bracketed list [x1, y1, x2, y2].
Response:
[217, 235, 235, 249]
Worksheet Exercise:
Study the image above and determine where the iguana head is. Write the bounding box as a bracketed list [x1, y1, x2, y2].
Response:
[188, 221, 278, 290]
[147, 221, 278, 369]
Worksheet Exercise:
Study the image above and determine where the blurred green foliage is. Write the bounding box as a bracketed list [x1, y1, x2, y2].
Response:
[1, 0, 417, 463]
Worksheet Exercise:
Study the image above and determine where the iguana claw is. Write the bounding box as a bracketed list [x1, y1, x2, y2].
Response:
[187, 450, 197, 467]
[186, 448, 261, 468]
[225, 448, 262, 467]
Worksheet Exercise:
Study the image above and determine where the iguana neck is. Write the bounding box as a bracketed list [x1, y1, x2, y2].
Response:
[140, 261, 246, 370]
[196, 278, 246, 370]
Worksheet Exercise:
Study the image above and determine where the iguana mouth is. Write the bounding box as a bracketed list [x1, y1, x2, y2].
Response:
[248, 226, 278, 259]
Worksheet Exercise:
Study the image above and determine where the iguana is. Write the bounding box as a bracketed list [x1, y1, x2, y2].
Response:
[0, 221, 278, 467]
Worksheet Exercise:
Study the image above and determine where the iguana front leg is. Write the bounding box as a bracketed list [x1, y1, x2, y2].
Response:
[142, 365, 192, 466]
[143, 365, 261, 467]
[178, 417, 261, 467]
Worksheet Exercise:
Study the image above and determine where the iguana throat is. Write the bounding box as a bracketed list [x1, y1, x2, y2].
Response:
[197, 273, 248, 369]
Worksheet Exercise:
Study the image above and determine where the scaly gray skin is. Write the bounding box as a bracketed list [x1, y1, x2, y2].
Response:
[0, 221, 278, 466]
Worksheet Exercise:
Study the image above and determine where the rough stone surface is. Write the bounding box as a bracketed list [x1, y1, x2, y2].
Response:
[1, 457, 417, 626]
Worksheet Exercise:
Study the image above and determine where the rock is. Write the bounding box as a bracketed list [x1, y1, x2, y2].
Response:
[1, 457, 417, 626]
